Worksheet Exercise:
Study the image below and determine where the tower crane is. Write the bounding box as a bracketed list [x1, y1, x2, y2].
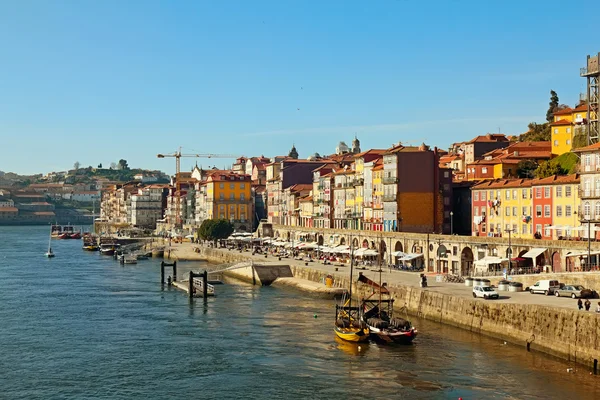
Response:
[157, 148, 243, 228]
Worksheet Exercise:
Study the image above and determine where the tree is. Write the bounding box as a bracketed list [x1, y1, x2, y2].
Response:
[534, 160, 564, 178]
[197, 219, 234, 243]
[110, 162, 117, 170]
[517, 159, 538, 178]
[213, 219, 234, 240]
[118, 159, 129, 170]
[198, 219, 217, 241]
[519, 122, 550, 142]
[98, 163, 103, 168]
[546, 90, 559, 122]
[73, 161, 80, 170]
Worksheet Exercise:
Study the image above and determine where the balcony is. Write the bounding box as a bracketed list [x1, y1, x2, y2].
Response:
[353, 178, 364, 187]
[579, 188, 600, 199]
[383, 176, 398, 184]
[382, 194, 397, 202]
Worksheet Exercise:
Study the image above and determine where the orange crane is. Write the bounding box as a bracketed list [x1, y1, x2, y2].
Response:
[157, 148, 243, 228]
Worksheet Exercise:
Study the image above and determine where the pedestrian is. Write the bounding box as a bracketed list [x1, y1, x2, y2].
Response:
[585, 299, 591, 311]
[578, 298, 583, 310]
[596, 302, 600, 313]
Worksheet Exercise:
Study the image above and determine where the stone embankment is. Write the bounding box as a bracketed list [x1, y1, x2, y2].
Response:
[161, 243, 600, 369]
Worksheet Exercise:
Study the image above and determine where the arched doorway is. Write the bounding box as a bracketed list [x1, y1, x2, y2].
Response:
[362, 239, 369, 248]
[394, 241, 403, 252]
[437, 244, 448, 274]
[339, 237, 346, 245]
[370, 241, 375, 249]
[552, 251, 561, 272]
[317, 235, 324, 246]
[352, 238, 359, 248]
[379, 240, 387, 265]
[461, 247, 474, 276]
[286, 232, 290, 241]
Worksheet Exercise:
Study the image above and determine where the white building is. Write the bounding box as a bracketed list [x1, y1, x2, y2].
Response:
[130, 187, 165, 228]
[71, 191, 101, 202]
[0, 199, 14, 208]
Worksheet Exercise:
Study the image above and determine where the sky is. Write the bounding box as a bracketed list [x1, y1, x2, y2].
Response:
[0, 0, 596, 175]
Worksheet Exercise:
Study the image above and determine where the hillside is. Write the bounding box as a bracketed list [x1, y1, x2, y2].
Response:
[550, 152, 579, 175]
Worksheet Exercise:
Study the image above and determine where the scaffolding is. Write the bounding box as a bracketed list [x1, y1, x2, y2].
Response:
[581, 53, 600, 145]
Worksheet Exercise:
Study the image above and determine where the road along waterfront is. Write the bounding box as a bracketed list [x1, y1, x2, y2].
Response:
[2, 226, 600, 399]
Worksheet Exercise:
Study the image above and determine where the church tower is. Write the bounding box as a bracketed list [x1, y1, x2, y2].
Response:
[352, 135, 361, 154]
[288, 144, 299, 159]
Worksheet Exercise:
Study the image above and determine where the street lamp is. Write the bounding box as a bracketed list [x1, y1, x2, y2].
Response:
[450, 211, 454, 235]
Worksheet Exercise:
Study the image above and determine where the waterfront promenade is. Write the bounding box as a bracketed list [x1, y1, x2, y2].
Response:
[164, 241, 600, 313]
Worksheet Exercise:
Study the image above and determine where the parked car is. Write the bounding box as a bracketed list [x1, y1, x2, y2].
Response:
[473, 286, 499, 299]
[529, 280, 560, 295]
[555, 285, 597, 299]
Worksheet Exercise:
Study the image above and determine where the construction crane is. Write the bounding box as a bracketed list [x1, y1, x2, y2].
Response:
[157, 148, 243, 228]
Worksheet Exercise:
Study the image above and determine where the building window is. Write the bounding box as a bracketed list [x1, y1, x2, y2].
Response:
[505, 207, 510, 216]
[535, 224, 542, 234]
[240, 183, 245, 189]
[505, 224, 510, 232]
[554, 128, 558, 134]
[512, 190, 517, 200]
[504, 190, 509, 200]
[444, 171, 450, 178]
[544, 187, 550, 198]
[521, 189, 527, 199]
[535, 188, 542, 198]
[481, 192, 486, 201]
[556, 205, 562, 217]
[556, 186, 562, 197]
[230, 193, 235, 200]
[474, 206, 479, 216]
[512, 207, 517, 216]
[219, 183, 224, 189]
[474, 192, 479, 201]
[219, 194, 224, 200]
[522, 224, 527, 234]
[240, 193, 245, 201]
[567, 128, 571, 133]
[536, 205, 542, 217]
[566, 205, 572, 217]
[544, 205, 550, 217]
[596, 201, 600, 219]
[230, 183, 235, 189]
[566, 139, 571, 145]
[482, 167, 488, 174]
[585, 202, 591, 218]
[565, 186, 572, 197]
[522, 206, 528, 216]
[544, 224, 550, 237]
[554, 140, 558, 146]
[512, 224, 517, 233]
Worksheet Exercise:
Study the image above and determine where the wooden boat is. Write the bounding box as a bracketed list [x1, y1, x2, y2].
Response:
[334, 239, 370, 343]
[359, 273, 417, 344]
[100, 244, 119, 256]
[53, 225, 75, 239]
[70, 231, 82, 239]
[82, 244, 99, 251]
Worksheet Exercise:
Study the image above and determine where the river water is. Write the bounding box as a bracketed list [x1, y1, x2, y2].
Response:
[1, 226, 600, 399]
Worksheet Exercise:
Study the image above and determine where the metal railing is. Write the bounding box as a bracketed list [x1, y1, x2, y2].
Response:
[382, 176, 398, 184]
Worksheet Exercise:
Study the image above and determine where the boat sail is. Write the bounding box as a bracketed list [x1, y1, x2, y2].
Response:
[333, 237, 369, 343]
[45, 225, 55, 258]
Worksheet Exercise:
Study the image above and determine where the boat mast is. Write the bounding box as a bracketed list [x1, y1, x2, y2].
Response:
[349, 234, 354, 309]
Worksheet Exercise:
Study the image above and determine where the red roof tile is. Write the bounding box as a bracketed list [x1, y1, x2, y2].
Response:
[550, 119, 573, 126]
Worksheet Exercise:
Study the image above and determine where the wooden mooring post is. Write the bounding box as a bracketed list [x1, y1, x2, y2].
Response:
[187, 270, 209, 299]
[160, 261, 177, 284]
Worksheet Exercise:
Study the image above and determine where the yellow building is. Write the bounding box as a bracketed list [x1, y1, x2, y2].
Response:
[205, 171, 253, 229]
[371, 160, 384, 231]
[551, 104, 589, 155]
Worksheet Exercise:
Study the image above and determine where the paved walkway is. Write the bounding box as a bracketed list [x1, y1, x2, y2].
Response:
[165, 242, 600, 313]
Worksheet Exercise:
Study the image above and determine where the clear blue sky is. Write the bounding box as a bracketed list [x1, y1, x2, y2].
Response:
[0, 0, 595, 175]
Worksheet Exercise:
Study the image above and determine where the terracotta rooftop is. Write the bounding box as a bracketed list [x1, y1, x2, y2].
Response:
[0, 207, 18, 212]
[550, 119, 573, 126]
[466, 134, 509, 144]
[472, 178, 533, 190]
[531, 174, 580, 186]
[353, 149, 386, 158]
[573, 142, 600, 153]
[299, 195, 313, 202]
[289, 184, 313, 192]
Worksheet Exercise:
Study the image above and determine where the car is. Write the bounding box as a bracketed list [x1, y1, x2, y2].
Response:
[529, 280, 560, 295]
[555, 285, 597, 299]
[472, 286, 499, 299]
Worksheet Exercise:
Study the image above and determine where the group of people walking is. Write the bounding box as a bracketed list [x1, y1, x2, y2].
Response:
[577, 298, 600, 312]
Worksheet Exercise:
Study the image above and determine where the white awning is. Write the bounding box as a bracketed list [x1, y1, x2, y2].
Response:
[521, 248, 547, 260]
[392, 251, 408, 257]
[474, 256, 508, 267]
[399, 253, 424, 261]
[353, 248, 366, 256]
[363, 249, 379, 256]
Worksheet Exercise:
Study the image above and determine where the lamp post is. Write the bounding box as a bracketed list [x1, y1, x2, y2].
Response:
[504, 228, 515, 274]
[450, 211, 454, 235]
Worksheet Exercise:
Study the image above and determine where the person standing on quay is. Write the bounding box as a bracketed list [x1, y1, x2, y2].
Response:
[578, 298, 583, 310]
[584, 299, 591, 311]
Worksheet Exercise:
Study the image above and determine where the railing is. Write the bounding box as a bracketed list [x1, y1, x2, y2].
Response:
[578, 188, 600, 198]
[353, 178, 364, 186]
[382, 194, 397, 202]
[382, 176, 398, 184]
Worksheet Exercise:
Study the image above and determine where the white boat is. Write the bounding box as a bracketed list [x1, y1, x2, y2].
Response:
[123, 255, 137, 264]
[45, 225, 55, 258]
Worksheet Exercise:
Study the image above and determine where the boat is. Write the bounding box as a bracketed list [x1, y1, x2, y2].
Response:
[82, 244, 100, 251]
[123, 255, 137, 264]
[135, 253, 149, 260]
[45, 225, 55, 258]
[53, 225, 75, 239]
[333, 239, 370, 343]
[359, 272, 418, 344]
[100, 243, 120, 256]
[70, 231, 82, 240]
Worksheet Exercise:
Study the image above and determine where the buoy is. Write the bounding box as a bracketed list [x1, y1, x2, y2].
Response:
[314, 314, 318, 318]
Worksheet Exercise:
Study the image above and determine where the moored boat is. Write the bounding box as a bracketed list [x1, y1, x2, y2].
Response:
[333, 238, 370, 343]
[70, 231, 82, 239]
[100, 244, 119, 255]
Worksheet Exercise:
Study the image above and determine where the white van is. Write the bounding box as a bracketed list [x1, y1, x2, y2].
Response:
[529, 280, 560, 295]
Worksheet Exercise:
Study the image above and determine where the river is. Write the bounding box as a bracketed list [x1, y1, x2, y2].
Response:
[1, 225, 599, 399]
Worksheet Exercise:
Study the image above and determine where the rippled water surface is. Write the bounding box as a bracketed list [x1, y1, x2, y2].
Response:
[1, 226, 600, 399]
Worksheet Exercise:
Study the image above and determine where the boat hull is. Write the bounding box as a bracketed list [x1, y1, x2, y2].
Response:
[368, 327, 417, 344]
[83, 245, 99, 251]
[334, 326, 370, 343]
[45, 253, 55, 258]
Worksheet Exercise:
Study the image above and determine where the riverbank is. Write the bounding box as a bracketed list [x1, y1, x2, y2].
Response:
[161, 241, 600, 369]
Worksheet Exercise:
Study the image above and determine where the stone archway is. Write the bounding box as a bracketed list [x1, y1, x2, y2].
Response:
[437, 244, 448, 274]
[394, 241, 403, 252]
[352, 238, 359, 248]
[552, 251, 561, 273]
[317, 235, 324, 246]
[339, 237, 346, 245]
[461, 247, 474, 276]
[362, 239, 369, 248]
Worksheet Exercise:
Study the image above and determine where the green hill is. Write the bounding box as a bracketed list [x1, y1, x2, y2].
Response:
[551, 152, 578, 174]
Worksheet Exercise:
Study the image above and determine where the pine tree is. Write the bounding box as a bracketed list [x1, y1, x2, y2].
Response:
[546, 90, 559, 122]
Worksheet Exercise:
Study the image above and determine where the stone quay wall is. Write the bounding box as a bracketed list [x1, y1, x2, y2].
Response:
[199, 246, 600, 369]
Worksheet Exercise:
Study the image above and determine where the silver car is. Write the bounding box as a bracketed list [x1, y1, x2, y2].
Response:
[555, 285, 585, 299]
